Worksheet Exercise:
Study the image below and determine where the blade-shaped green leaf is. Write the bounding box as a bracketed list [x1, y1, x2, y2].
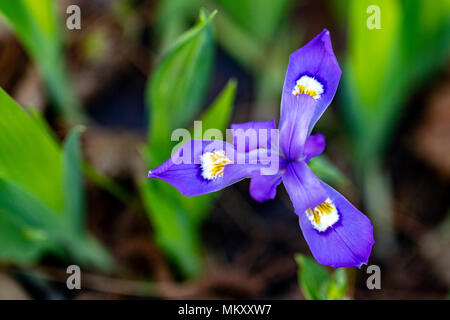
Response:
[0, 177, 63, 235]
[215, 0, 292, 45]
[340, 0, 449, 257]
[0, 0, 83, 120]
[155, 0, 204, 51]
[147, 9, 215, 165]
[295, 254, 330, 300]
[326, 268, 348, 300]
[308, 155, 349, 188]
[347, 0, 401, 114]
[0, 88, 63, 212]
[199, 79, 236, 133]
[342, 0, 449, 158]
[0, 213, 47, 264]
[295, 255, 349, 300]
[141, 180, 202, 277]
[0, 89, 110, 269]
[62, 126, 85, 235]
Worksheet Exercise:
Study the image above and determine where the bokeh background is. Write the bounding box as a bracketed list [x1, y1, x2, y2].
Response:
[0, 0, 448, 299]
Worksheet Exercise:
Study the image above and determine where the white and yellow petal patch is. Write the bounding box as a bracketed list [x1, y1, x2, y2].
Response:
[292, 75, 324, 100]
[305, 198, 339, 232]
[200, 150, 234, 180]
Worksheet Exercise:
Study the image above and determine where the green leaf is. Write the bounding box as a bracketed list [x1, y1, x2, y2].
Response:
[61, 128, 113, 271]
[0, 0, 83, 120]
[199, 79, 237, 134]
[0, 177, 63, 234]
[147, 9, 215, 165]
[347, 0, 401, 114]
[0, 213, 47, 264]
[295, 254, 329, 300]
[0, 89, 110, 269]
[215, 0, 292, 45]
[342, 0, 450, 160]
[295, 254, 349, 300]
[0, 151, 113, 271]
[62, 126, 85, 235]
[66, 234, 114, 272]
[0, 88, 63, 212]
[340, 0, 449, 256]
[308, 156, 349, 188]
[155, 0, 204, 51]
[326, 268, 348, 300]
[214, 10, 263, 71]
[140, 181, 202, 278]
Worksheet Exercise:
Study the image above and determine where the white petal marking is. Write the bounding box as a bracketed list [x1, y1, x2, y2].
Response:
[200, 150, 233, 180]
[305, 198, 339, 232]
[292, 75, 324, 100]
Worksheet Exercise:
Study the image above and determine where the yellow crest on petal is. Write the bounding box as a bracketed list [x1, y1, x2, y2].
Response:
[200, 150, 234, 180]
[292, 75, 324, 100]
[305, 198, 339, 232]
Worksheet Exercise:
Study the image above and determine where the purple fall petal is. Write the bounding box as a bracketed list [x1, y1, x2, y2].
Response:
[282, 29, 342, 132]
[282, 161, 327, 214]
[279, 94, 316, 160]
[231, 120, 276, 152]
[299, 182, 374, 268]
[148, 140, 273, 197]
[303, 133, 326, 162]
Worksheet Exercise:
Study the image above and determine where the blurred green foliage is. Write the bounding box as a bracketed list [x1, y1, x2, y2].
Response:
[295, 254, 348, 300]
[0, 88, 110, 269]
[342, 0, 450, 162]
[308, 156, 349, 187]
[0, 0, 83, 121]
[338, 0, 450, 255]
[156, 0, 296, 111]
[142, 9, 237, 278]
[147, 9, 216, 164]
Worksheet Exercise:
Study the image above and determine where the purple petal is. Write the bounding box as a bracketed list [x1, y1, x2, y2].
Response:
[249, 157, 287, 202]
[279, 93, 316, 160]
[282, 29, 342, 132]
[299, 183, 374, 268]
[250, 173, 282, 203]
[282, 161, 327, 214]
[231, 120, 276, 152]
[303, 133, 326, 162]
[148, 140, 274, 197]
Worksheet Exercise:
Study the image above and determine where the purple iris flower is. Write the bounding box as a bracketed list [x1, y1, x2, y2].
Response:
[148, 29, 374, 268]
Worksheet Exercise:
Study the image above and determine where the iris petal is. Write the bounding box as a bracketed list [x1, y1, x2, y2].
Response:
[250, 172, 282, 203]
[249, 156, 287, 202]
[279, 93, 316, 160]
[303, 133, 326, 162]
[299, 182, 375, 268]
[282, 161, 327, 214]
[148, 140, 273, 197]
[283, 29, 342, 132]
[231, 120, 276, 152]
